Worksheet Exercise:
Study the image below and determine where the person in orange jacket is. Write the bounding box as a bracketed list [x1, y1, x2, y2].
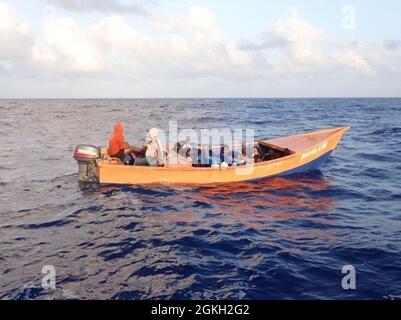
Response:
[108, 123, 145, 162]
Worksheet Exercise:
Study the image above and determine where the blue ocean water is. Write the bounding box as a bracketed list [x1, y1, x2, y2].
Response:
[0, 98, 400, 299]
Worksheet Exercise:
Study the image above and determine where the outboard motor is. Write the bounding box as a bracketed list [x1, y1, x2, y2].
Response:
[73, 145, 100, 182]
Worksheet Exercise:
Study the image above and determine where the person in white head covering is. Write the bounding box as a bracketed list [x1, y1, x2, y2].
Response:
[145, 128, 165, 166]
[134, 128, 165, 166]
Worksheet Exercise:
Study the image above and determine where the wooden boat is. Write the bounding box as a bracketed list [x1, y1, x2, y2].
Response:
[73, 126, 350, 185]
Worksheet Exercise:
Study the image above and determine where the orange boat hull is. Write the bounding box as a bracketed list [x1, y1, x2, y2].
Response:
[96, 126, 350, 185]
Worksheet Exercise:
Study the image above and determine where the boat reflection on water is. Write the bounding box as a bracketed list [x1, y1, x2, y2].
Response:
[189, 173, 335, 225]
[185, 173, 338, 251]
[90, 172, 336, 242]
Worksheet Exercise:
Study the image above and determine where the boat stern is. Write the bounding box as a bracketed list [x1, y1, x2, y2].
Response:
[73, 145, 100, 182]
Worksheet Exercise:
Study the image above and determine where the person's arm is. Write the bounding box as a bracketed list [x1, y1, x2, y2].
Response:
[125, 145, 146, 156]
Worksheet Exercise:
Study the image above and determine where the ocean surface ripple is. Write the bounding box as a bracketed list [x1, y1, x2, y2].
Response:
[0, 98, 400, 299]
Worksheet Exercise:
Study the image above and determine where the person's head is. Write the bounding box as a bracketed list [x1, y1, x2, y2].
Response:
[146, 128, 159, 143]
[253, 146, 260, 156]
[114, 123, 123, 135]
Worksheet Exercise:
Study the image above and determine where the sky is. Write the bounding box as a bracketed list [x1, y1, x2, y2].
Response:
[0, 0, 400, 98]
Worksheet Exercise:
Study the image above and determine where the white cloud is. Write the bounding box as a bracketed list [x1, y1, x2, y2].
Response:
[239, 8, 375, 76]
[1, 3, 400, 97]
[185, 5, 217, 35]
[30, 15, 154, 76]
[0, 2, 33, 60]
[274, 8, 327, 67]
[269, 8, 374, 75]
[334, 51, 375, 75]
[156, 6, 257, 77]
[28, 5, 262, 79]
[0, 4, 377, 79]
[32, 16, 106, 73]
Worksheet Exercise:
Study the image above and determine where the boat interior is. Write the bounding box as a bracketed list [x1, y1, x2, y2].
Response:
[257, 141, 294, 160]
[101, 141, 295, 168]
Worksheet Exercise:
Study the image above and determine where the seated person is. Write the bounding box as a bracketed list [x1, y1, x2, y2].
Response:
[176, 141, 192, 161]
[210, 147, 222, 166]
[253, 145, 262, 163]
[108, 123, 146, 163]
[191, 147, 202, 164]
[219, 145, 246, 166]
[108, 123, 130, 161]
[192, 145, 218, 167]
[197, 144, 212, 166]
[220, 145, 231, 164]
[232, 149, 246, 165]
[135, 128, 165, 166]
[241, 142, 255, 159]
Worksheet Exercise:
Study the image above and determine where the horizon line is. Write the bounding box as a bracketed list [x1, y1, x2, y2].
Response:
[1, 96, 401, 100]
